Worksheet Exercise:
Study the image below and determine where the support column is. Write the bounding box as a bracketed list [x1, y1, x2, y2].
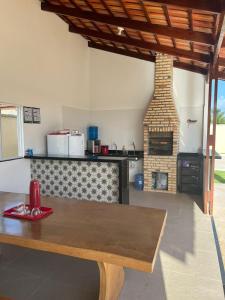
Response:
[98, 262, 124, 300]
[203, 73, 212, 214]
[209, 71, 219, 214]
[204, 67, 219, 215]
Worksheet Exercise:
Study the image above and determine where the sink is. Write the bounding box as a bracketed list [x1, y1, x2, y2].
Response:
[127, 156, 139, 161]
[108, 154, 139, 161]
[87, 152, 143, 161]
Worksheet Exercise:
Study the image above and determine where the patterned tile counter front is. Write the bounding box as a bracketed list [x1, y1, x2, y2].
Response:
[27, 155, 129, 204]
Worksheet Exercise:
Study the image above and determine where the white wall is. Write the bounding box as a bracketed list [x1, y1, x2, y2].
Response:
[89, 50, 154, 151]
[90, 109, 145, 150]
[63, 49, 205, 181]
[174, 68, 205, 153]
[88, 49, 205, 153]
[216, 125, 225, 154]
[62, 106, 90, 141]
[0, 0, 90, 193]
[0, 0, 206, 190]
[90, 50, 155, 111]
[0, 159, 31, 194]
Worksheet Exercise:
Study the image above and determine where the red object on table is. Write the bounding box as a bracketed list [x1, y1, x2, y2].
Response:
[101, 145, 109, 155]
[29, 180, 41, 209]
[3, 205, 53, 221]
[3, 180, 53, 221]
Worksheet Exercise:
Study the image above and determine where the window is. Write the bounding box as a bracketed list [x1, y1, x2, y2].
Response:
[0, 103, 24, 160]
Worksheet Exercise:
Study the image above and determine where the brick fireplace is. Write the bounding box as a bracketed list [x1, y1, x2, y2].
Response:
[143, 53, 179, 194]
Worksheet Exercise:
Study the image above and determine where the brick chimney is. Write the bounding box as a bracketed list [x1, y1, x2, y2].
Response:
[143, 53, 179, 194]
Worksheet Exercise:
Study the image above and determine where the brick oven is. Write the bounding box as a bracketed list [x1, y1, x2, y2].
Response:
[143, 53, 179, 194]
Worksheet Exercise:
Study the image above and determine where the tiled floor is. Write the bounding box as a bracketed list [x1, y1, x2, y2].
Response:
[214, 183, 225, 287]
[0, 187, 224, 300]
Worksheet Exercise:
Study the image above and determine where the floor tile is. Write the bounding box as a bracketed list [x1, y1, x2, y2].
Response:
[0, 244, 29, 267]
[0, 266, 45, 300]
[0, 187, 224, 300]
[29, 278, 98, 300]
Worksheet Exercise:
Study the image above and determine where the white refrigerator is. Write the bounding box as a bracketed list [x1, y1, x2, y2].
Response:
[69, 134, 85, 156]
[47, 134, 85, 156]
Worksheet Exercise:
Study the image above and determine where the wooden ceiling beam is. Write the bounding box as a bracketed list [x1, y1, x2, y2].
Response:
[212, 13, 225, 68]
[144, 0, 225, 14]
[218, 71, 225, 80]
[88, 41, 208, 75]
[89, 41, 156, 62]
[69, 25, 211, 63]
[41, 3, 215, 45]
[218, 57, 225, 66]
[174, 61, 207, 75]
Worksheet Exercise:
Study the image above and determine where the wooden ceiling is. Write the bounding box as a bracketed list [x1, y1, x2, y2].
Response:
[41, 0, 225, 78]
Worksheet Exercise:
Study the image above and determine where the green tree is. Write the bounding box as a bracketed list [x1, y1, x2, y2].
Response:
[216, 109, 225, 124]
[211, 109, 225, 124]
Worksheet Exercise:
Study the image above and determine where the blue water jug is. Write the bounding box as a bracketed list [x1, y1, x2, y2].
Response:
[88, 126, 98, 140]
[135, 173, 144, 191]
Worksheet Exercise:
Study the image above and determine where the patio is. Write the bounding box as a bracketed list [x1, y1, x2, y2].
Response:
[0, 1, 225, 299]
[0, 187, 224, 300]
[214, 183, 225, 289]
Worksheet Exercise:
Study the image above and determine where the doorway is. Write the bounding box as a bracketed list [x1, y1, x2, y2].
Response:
[213, 79, 225, 290]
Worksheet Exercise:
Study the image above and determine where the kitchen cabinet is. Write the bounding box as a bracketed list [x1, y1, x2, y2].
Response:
[25, 154, 129, 204]
[177, 153, 203, 195]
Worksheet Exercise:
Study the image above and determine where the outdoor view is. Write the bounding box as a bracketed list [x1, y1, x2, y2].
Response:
[215, 80, 225, 183]
[214, 80, 225, 288]
[0, 105, 18, 160]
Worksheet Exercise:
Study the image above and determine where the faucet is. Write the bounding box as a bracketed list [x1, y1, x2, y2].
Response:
[132, 141, 136, 156]
[112, 142, 118, 153]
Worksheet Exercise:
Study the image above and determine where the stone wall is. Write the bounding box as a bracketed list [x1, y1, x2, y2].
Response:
[143, 53, 179, 194]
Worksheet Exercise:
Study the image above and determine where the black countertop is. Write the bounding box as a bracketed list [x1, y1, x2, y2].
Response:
[0, 157, 23, 163]
[24, 154, 128, 163]
[178, 152, 222, 159]
[107, 150, 143, 158]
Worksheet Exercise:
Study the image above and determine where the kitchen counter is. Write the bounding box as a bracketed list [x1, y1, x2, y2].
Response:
[25, 151, 144, 161]
[25, 154, 128, 162]
[101, 150, 144, 161]
[25, 154, 129, 204]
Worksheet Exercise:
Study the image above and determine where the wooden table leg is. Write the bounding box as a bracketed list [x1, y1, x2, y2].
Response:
[98, 262, 124, 300]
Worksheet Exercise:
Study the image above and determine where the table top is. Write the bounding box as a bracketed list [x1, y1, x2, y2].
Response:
[0, 193, 167, 272]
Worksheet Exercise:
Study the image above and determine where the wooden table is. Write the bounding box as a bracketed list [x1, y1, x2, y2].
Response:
[0, 193, 167, 300]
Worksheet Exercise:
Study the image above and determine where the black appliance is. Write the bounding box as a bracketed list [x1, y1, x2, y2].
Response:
[177, 153, 203, 194]
[149, 131, 173, 156]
